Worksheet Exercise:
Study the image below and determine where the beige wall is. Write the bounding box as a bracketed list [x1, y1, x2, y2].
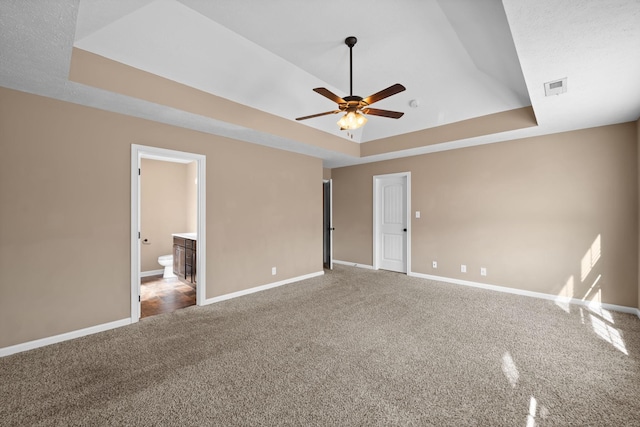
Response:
[323, 168, 332, 180]
[333, 123, 639, 308]
[0, 87, 322, 348]
[360, 107, 537, 157]
[186, 161, 198, 233]
[140, 159, 190, 272]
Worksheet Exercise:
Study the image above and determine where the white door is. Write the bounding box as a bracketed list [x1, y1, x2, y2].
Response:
[376, 175, 407, 273]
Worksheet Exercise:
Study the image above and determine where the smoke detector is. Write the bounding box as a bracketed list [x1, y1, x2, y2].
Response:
[544, 78, 567, 96]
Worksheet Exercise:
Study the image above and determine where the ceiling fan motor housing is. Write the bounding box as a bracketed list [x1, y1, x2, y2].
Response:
[341, 96, 367, 113]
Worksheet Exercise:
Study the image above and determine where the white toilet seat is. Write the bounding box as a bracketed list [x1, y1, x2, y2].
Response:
[158, 254, 173, 264]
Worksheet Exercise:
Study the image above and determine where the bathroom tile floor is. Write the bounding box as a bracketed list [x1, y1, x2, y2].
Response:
[140, 275, 196, 318]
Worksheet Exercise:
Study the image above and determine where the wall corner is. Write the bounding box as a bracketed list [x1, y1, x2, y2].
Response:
[637, 117, 640, 310]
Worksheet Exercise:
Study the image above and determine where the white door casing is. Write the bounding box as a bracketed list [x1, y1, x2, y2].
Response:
[373, 173, 410, 273]
[130, 144, 206, 322]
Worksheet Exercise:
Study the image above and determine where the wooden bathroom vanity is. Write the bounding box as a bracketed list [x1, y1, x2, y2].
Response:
[172, 233, 196, 285]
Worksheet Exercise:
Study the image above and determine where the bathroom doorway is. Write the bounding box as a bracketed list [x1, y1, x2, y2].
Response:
[130, 145, 206, 322]
[139, 157, 195, 318]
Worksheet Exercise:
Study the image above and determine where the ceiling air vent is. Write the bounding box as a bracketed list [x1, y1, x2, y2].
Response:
[544, 78, 567, 96]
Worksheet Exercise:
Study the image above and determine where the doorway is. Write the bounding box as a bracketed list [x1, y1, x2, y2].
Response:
[323, 179, 333, 270]
[373, 172, 411, 273]
[130, 145, 207, 322]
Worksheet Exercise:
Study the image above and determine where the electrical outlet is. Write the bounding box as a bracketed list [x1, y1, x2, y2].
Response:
[272, 267, 277, 276]
[432, 261, 437, 269]
[481, 267, 487, 276]
[461, 264, 467, 273]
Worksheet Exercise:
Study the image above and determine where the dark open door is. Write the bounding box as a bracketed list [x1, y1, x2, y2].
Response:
[323, 180, 333, 269]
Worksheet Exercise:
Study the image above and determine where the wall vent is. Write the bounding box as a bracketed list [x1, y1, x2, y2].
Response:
[544, 78, 567, 96]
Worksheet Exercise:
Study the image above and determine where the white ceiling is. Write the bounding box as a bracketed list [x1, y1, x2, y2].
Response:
[1, 0, 639, 168]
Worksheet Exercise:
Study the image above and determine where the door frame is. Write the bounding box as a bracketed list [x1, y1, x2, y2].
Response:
[323, 179, 333, 270]
[130, 144, 207, 322]
[372, 172, 411, 273]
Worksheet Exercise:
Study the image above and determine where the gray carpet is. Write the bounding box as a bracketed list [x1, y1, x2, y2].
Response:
[1, 265, 640, 426]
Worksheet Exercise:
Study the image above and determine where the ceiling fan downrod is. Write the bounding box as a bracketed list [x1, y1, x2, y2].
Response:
[345, 36, 357, 97]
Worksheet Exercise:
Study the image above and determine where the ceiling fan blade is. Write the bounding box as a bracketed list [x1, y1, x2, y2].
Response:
[313, 88, 346, 104]
[362, 108, 404, 119]
[295, 110, 342, 121]
[362, 83, 406, 105]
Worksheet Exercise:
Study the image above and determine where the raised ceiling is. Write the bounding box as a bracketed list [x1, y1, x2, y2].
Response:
[1, 0, 639, 167]
[73, 0, 531, 144]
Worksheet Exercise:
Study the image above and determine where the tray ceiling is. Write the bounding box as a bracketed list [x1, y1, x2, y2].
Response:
[1, 0, 639, 167]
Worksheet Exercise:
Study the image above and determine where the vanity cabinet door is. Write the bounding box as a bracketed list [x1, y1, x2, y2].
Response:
[173, 244, 186, 278]
[172, 236, 196, 284]
[173, 244, 179, 276]
[185, 248, 194, 283]
[191, 249, 197, 284]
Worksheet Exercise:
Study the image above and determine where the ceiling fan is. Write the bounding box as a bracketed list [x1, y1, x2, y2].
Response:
[296, 36, 406, 130]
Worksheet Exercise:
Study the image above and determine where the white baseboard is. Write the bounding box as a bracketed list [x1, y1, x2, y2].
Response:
[0, 318, 131, 358]
[141, 269, 163, 277]
[408, 271, 639, 315]
[1, 271, 325, 357]
[203, 271, 325, 305]
[4, 272, 636, 357]
[333, 260, 375, 270]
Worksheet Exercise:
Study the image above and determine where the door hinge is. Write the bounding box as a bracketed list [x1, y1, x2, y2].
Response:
[138, 232, 141, 239]
[139, 295, 141, 302]
[138, 168, 141, 176]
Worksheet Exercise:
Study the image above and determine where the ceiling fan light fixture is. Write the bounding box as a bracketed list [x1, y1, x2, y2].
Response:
[337, 111, 367, 130]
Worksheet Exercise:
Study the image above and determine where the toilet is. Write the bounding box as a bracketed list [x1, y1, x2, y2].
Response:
[158, 254, 176, 279]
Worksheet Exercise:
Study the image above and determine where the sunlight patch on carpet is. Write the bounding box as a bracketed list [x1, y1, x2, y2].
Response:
[501, 352, 519, 388]
[590, 314, 628, 355]
[526, 395, 537, 427]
